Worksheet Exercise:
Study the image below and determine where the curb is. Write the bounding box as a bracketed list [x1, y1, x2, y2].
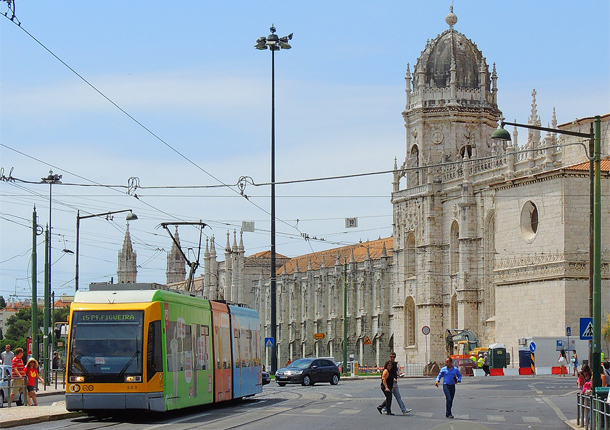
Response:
[0, 411, 85, 429]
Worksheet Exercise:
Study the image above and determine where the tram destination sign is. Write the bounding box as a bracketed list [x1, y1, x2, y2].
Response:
[78, 311, 141, 322]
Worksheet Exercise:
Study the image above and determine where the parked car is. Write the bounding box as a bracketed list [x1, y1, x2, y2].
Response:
[275, 358, 340, 386]
[334, 361, 353, 373]
[262, 370, 271, 385]
[0, 364, 25, 407]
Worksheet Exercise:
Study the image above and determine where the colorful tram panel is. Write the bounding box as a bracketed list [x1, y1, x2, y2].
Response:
[65, 283, 262, 412]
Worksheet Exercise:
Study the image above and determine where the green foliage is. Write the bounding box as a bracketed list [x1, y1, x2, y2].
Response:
[0, 295, 6, 309]
[4, 305, 71, 351]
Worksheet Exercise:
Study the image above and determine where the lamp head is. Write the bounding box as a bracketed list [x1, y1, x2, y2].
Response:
[126, 212, 138, 221]
[491, 125, 511, 142]
[254, 37, 267, 50]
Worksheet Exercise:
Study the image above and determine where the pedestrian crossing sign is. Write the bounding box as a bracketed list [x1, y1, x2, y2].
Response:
[580, 318, 593, 340]
[265, 337, 274, 347]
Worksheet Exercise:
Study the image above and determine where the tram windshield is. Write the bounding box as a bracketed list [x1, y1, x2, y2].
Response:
[69, 310, 144, 382]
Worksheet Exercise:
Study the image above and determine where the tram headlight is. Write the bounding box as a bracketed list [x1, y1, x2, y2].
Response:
[125, 375, 142, 383]
[69, 376, 85, 382]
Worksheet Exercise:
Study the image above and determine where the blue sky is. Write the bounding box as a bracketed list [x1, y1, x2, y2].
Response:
[1, 1, 609, 300]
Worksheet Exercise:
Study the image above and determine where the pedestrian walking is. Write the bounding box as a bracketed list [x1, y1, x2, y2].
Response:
[435, 357, 462, 419]
[557, 349, 567, 376]
[10, 347, 26, 405]
[381, 352, 412, 414]
[377, 361, 394, 415]
[571, 350, 578, 376]
[25, 357, 44, 406]
[1, 344, 14, 365]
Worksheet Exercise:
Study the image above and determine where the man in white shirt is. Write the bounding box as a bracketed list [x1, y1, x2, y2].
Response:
[1, 344, 14, 365]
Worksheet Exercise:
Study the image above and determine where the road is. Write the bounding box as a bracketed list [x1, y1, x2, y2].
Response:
[18, 375, 578, 429]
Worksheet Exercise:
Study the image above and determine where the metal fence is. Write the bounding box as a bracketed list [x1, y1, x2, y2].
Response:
[577, 392, 610, 429]
[357, 363, 428, 377]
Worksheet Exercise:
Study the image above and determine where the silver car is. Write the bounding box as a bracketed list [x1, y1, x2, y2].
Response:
[0, 364, 25, 407]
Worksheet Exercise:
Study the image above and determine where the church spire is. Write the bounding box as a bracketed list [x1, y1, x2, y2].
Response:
[166, 226, 186, 285]
[117, 223, 137, 283]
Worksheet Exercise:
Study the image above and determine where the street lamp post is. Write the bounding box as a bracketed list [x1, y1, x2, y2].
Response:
[255, 25, 292, 375]
[41, 170, 61, 384]
[75, 209, 138, 292]
[492, 116, 602, 388]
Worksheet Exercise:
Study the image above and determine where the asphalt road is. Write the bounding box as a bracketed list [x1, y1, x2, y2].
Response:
[14, 375, 579, 430]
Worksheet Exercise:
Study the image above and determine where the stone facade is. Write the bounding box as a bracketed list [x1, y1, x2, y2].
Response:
[119, 7, 610, 370]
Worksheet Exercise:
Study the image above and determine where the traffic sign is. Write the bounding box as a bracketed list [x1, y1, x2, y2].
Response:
[556, 339, 564, 351]
[580, 318, 593, 340]
[422, 326, 430, 335]
[566, 326, 571, 337]
[364, 336, 372, 345]
[264, 337, 274, 347]
[529, 342, 536, 352]
[314, 333, 325, 340]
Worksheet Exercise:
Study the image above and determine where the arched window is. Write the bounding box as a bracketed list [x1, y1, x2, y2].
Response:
[450, 221, 459, 275]
[407, 145, 420, 187]
[450, 294, 458, 329]
[459, 145, 473, 159]
[404, 297, 416, 347]
[405, 232, 416, 278]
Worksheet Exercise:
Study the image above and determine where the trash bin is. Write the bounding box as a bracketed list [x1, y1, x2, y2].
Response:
[488, 343, 507, 368]
[594, 387, 609, 399]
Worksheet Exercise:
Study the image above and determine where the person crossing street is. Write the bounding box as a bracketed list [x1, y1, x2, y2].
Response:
[435, 356, 462, 418]
[381, 352, 412, 415]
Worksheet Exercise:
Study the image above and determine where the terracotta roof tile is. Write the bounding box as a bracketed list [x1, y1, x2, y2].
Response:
[566, 159, 610, 172]
[280, 237, 393, 275]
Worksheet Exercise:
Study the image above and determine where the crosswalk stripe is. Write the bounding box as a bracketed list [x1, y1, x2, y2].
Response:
[523, 416, 542, 423]
[487, 415, 505, 421]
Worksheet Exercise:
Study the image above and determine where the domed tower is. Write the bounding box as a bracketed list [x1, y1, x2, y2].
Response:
[400, 6, 501, 188]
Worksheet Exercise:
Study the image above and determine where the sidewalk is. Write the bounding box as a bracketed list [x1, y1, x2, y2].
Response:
[1, 385, 83, 428]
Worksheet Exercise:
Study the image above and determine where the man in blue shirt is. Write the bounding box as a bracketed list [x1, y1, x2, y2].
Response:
[435, 357, 462, 418]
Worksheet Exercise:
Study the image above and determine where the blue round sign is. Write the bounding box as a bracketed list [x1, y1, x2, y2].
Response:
[529, 342, 536, 353]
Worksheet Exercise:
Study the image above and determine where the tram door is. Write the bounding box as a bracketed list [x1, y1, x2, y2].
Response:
[211, 302, 232, 402]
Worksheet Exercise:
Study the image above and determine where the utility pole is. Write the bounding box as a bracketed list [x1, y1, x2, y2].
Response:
[31, 206, 38, 361]
[343, 261, 348, 374]
[43, 225, 50, 387]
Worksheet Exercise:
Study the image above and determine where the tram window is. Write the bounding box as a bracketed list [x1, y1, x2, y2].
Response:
[147, 320, 162, 381]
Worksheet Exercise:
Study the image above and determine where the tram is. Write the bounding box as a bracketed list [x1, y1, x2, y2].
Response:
[65, 283, 262, 412]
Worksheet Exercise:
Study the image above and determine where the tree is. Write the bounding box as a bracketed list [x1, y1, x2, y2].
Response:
[0, 295, 6, 309]
[4, 305, 72, 351]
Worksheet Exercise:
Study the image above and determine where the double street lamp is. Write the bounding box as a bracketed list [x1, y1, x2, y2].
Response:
[75, 209, 138, 292]
[492, 116, 602, 388]
[254, 25, 292, 375]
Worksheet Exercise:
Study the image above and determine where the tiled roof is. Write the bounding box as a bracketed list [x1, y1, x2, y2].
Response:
[566, 159, 610, 172]
[248, 250, 289, 260]
[279, 237, 393, 275]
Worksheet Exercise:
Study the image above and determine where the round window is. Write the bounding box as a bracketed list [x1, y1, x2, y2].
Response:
[520, 201, 539, 241]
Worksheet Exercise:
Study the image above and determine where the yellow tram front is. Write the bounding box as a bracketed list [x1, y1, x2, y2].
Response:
[66, 294, 163, 411]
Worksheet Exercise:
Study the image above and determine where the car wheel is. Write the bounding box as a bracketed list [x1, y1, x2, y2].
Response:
[330, 374, 339, 385]
[278, 383, 286, 387]
[302, 375, 312, 386]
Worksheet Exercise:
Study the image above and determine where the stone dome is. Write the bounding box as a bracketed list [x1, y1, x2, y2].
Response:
[414, 21, 488, 91]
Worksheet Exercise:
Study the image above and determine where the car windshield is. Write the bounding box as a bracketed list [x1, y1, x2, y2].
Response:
[287, 359, 314, 369]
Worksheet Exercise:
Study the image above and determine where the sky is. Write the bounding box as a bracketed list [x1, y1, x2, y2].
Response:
[1, 1, 609, 301]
